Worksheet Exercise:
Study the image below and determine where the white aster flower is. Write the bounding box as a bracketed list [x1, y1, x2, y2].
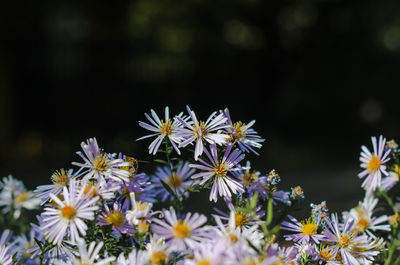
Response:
[0, 245, 12, 265]
[151, 207, 212, 252]
[116, 249, 148, 265]
[72, 138, 131, 183]
[190, 144, 245, 202]
[41, 179, 99, 245]
[344, 196, 390, 237]
[176, 106, 230, 160]
[138, 106, 187, 155]
[358, 135, 390, 193]
[55, 238, 115, 265]
[0, 175, 41, 218]
[35, 169, 75, 204]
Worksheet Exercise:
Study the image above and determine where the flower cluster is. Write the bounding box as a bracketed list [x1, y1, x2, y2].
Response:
[0, 107, 399, 265]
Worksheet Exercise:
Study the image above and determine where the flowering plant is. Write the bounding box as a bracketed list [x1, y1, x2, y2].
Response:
[0, 106, 399, 265]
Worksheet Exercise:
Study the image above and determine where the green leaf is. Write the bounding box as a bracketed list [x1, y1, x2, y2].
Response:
[153, 159, 168, 165]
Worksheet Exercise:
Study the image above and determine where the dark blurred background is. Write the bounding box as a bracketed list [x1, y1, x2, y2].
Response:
[1, 0, 400, 214]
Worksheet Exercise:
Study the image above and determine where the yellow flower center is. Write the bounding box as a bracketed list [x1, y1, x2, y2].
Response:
[356, 217, 369, 232]
[93, 154, 109, 172]
[368, 155, 381, 172]
[161, 120, 173, 135]
[61, 206, 76, 219]
[390, 212, 400, 225]
[83, 182, 97, 197]
[235, 212, 249, 227]
[136, 201, 149, 211]
[105, 210, 125, 227]
[242, 172, 258, 186]
[292, 186, 304, 197]
[51, 169, 69, 186]
[15, 191, 28, 203]
[338, 234, 352, 248]
[168, 173, 182, 188]
[150, 251, 167, 265]
[138, 220, 150, 233]
[173, 220, 191, 238]
[214, 163, 229, 177]
[198, 260, 211, 265]
[300, 218, 318, 236]
[229, 233, 238, 243]
[194, 121, 206, 138]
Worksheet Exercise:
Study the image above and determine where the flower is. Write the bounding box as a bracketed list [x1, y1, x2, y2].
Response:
[41, 179, 99, 245]
[344, 196, 390, 237]
[223, 108, 265, 155]
[381, 164, 400, 191]
[281, 215, 325, 244]
[0, 175, 41, 218]
[358, 135, 391, 193]
[72, 138, 131, 183]
[176, 106, 230, 160]
[0, 245, 13, 265]
[98, 202, 135, 235]
[190, 144, 245, 202]
[116, 249, 148, 265]
[59, 238, 116, 265]
[151, 161, 196, 202]
[138, 107, 187, 155]
[323, 213, 377, 265]
[151, 207, 212, 251]
[35, 169, 75, 204]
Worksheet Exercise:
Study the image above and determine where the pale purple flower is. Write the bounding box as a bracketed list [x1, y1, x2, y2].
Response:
[151, 207, 212, 251]
[98, 202, 135, 235]
[281, 215, 325, 244]
[72, 138, 131, 183]
[190, 144, 245, 202]
[176, 106, 230, 160]
[151, 161, 196, 202]
[138, 107, 187, 155]
[41, 179, 99, 245]
[223, 108, 265, 155]
[358, 135, 391, 193]
[35, 169, 75, 205]
[0, 245, 13, 265]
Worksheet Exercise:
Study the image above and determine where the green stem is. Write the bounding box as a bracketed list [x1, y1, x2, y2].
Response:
[164, 140, 179, 200]
[385, 227, 399, 265]
[178, 179, 196, 201]
[377, 189, 396, 213]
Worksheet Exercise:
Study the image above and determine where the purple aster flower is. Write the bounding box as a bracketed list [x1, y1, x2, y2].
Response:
[323, 213, 378, 265]
[175, 106, 230, 160]
[151, 161, 197, 202]
[189, 144, 245, 202]
[223, 108, 265, 155]
[98, 202, 135, 236]
[281, 215, 325, 244]
[72, 138, 131, 183]
[137, 107, 187, 155]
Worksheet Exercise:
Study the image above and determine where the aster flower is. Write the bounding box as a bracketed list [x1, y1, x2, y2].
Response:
[381, 164, 400, 191]
[79, 178, 119, 202]
[126, 193, 154, 226]
[98, 202, 135, 236]
[358, 135, 391, 193]
[176, 106, 230, 160]
[0, 175, 41, 218]
[323, 213, 377, 265]
[138, 106, 187, 155]
[281, 215, 325, 244]
[116, 249, 148, 265]
[343, 196, 390, 237]
[57, 238, 115, 265]
[41, 179, 99, 245]
[223, 108, 265, 155]
[151, 207, 212, 251]
[151, 161, 196, 202]
[190, 144, 245, 202]
[35, 169, 75, 204]
[183, 243, 223, 265]
[72, 138, 131, 183]
[12, 229, 39, 263]
[213, 199, 264, 229]
[0, 245, 13, 265]
[145, 237, 171, 265]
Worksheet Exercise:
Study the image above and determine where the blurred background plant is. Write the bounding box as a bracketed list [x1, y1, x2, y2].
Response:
[1, 0, 400, 215]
